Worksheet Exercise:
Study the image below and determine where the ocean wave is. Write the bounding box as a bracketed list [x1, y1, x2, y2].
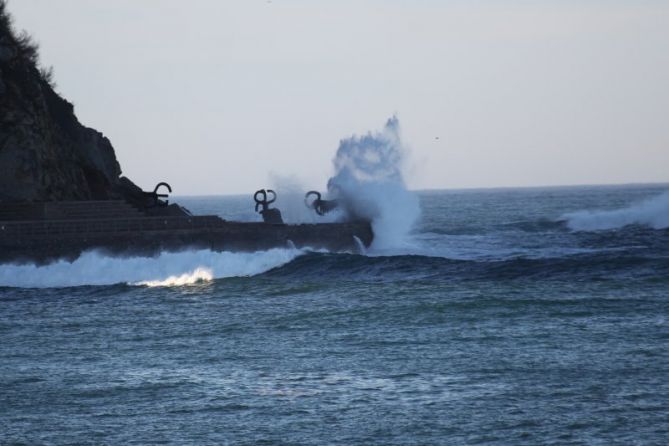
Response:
[135, 267, 214, 287]
[2, 219, 667, 290]
[0, 248, 303, 289]
[260, 250, 669, 282]
[563, 191, 669, 231]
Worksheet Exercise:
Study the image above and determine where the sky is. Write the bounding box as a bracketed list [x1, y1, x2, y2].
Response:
[9, 0, 669, 195]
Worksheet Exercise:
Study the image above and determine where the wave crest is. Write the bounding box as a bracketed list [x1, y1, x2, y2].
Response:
[135, 267, 214, 287]
[0, 248, 302, 289]
[563, 191, 669, 231]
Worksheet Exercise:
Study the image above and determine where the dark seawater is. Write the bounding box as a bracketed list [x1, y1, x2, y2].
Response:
[1, 185, 669, 445]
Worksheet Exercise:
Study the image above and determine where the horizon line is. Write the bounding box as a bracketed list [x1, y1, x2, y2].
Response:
[172, 181, 669, 199]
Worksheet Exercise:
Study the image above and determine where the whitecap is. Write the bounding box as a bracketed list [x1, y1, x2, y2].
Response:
[0, 248, 303, 289]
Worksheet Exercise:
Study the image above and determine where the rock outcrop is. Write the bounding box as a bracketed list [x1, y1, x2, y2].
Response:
[0, 1, 143, 203]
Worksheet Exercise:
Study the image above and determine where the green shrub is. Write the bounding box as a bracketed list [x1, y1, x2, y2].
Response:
[0, 0, 57, 88]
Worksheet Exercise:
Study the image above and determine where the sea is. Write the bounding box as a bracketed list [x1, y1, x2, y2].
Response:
[1, 184, 668, 445]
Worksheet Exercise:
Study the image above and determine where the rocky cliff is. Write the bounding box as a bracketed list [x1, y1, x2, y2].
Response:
[0, 1, 142, 203]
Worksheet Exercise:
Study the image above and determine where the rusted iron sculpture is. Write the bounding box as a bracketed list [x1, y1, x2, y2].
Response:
[304, 191, 339, 216]
[143, 182, 172, 208]
[254, 189, 283, 224]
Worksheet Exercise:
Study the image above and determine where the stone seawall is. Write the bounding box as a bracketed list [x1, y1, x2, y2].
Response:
[0, 217, 373, 264]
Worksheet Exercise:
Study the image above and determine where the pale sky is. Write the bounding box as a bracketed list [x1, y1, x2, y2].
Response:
[9, 0, 669, 195]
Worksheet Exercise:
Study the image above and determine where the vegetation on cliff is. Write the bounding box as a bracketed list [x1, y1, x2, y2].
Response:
[0, 0, 142, 202]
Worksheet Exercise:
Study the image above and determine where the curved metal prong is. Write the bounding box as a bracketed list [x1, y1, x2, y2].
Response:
[154, 182, 172, 194]
[304, 191, 321, 208]
[266, 189, 277, 204]
[254, 189, 267, 205]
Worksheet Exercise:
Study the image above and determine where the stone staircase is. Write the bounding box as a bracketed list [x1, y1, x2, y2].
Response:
[0, 202, 43, 221]
[0, 200, 145, 221]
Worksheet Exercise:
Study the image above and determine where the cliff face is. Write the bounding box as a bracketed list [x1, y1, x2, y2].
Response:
[0, 2, 142, 202]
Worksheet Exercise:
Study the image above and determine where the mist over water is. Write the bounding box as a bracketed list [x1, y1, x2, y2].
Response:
[564, 190, 669, 231]
[268, 174, 341, 224]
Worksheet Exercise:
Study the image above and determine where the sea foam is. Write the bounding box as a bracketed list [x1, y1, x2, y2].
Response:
[0, 248, 302, 289]
[563, 191, 669, 231]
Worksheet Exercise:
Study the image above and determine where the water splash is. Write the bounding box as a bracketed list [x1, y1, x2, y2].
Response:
[135, 267, 213, 287]
[563, 191, 669, 231]
[327, 117, 420, 249]
[353, 236, 367, 255]
[0, 248, 303, 289]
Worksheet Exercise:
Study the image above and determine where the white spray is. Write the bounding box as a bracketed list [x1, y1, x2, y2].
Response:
[563, 190, 669, 231]
[268, 173, 341, 224]
[326, 117, 420, 249]
[0, 248, 303, 289]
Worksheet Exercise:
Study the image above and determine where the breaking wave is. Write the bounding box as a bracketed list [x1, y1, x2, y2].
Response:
[563, 191, 669, 231]
[136, 267, 214, 287]
[0, 248, 303, 289]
